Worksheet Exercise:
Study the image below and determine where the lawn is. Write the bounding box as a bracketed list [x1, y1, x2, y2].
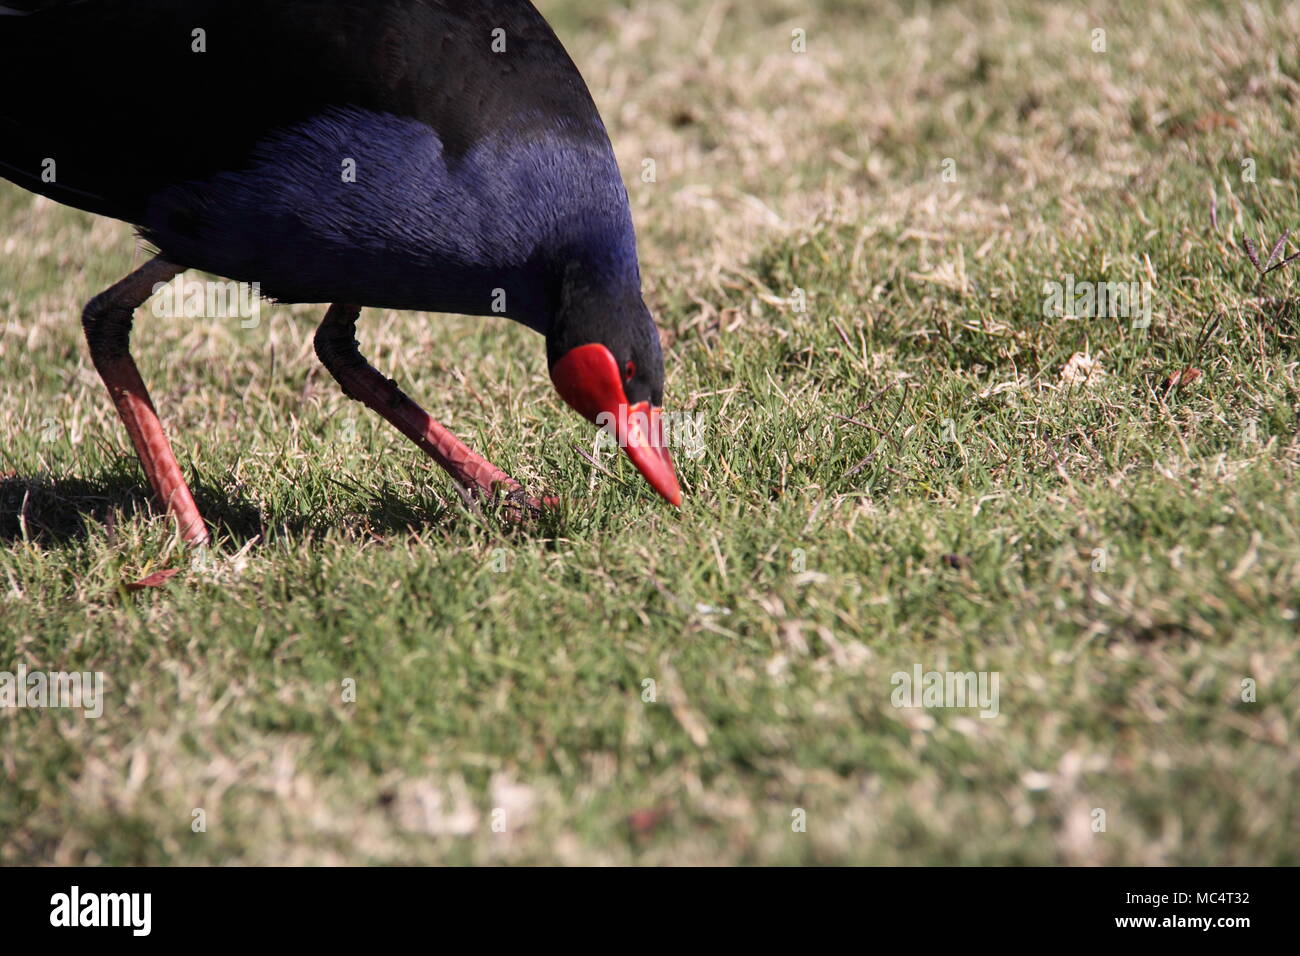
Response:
[2, 0, 1298, 864]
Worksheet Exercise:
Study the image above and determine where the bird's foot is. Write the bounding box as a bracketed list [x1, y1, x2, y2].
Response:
[493, 483, 561, 523]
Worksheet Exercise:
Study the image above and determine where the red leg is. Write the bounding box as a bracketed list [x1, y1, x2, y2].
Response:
[313, 303, 553, 515]
[82, 258, 210, 544]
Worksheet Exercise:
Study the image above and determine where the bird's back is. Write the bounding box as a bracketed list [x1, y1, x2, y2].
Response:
[0, 0, 634, 321]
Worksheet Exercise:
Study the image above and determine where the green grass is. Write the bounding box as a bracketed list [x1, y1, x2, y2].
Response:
[3, 0, 1300, 864]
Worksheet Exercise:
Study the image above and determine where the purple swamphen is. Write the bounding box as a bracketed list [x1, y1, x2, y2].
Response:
[0, 0, 682, 544]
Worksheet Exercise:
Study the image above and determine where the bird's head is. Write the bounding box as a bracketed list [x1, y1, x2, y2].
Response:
[546, 262, 682, 506]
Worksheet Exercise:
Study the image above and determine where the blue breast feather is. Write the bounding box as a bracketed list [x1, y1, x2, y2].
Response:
[140, 106, 641, 333]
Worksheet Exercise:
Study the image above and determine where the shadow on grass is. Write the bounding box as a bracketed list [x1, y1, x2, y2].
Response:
[0, 470, 565, 547]
[1255, 297, 1300, 355]
[0, 470, 261, 545]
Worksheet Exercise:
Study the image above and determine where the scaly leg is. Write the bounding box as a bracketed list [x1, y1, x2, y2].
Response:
[82, 257, 209, 544]
[313, 303, 553, 515]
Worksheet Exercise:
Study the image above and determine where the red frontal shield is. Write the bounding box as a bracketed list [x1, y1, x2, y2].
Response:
[550, 343, 682, 506]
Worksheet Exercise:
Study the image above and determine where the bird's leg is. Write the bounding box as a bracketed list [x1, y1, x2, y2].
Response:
[313, 303, 554, 516]
[82, 257, 210, 545]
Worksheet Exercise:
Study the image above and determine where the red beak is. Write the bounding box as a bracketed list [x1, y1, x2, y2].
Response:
[550, 343, 683, 506]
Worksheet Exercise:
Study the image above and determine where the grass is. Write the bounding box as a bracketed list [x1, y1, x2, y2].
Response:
[3, 0, 1300, 864]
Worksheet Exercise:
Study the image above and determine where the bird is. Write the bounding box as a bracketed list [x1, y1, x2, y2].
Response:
[0, 0, 682, 545]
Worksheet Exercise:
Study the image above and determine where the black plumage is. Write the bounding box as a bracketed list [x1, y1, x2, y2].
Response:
[0, 0, 681, 542]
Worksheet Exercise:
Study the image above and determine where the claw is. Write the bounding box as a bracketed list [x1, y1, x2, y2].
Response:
[497, 485, 561, 522]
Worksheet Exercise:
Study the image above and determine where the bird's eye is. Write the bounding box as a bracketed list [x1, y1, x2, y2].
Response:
[624, 361, 636, 381]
